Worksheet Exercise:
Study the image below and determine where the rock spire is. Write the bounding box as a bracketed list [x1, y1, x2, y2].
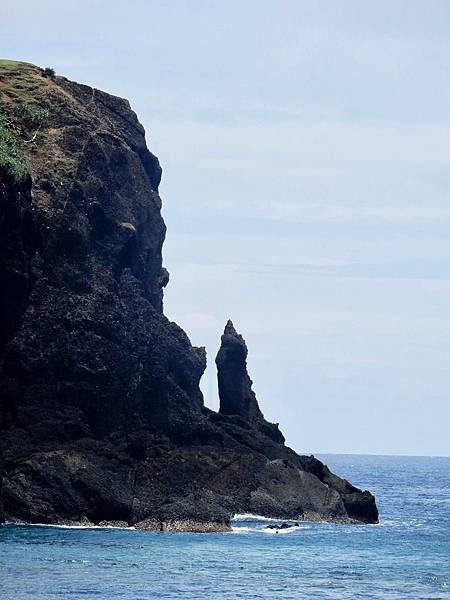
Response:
[216, 320, 285, 444]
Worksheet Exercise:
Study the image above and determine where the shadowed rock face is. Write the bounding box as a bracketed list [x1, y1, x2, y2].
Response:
[217, 320, 263, 421]
[0, 61, 378, 529]
[216, 320, 285, 444]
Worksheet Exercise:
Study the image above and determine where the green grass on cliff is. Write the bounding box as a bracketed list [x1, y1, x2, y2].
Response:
[0, 60, 43, 105]
[0, 60, 51, 182]
[0, 116, 28, 182]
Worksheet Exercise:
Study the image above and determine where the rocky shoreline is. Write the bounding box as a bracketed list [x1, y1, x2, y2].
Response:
[3, 510, 371, 533]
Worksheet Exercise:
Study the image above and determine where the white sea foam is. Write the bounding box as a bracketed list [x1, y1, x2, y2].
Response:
[376, 518, 425, 528]
[230, 526, 254, 533]
[4, 522, 135, 530]
[232, 513, 284, 522]
[231, 524, 303, 535]
[231, 514, 308, 535]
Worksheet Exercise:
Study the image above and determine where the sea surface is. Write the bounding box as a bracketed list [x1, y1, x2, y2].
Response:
[1, 454, 449, 599]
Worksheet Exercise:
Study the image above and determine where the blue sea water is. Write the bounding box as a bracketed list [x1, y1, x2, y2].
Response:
[1, 454, 449, 599]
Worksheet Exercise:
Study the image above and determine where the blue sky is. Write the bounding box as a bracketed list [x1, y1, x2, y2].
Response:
[2, 1, 449, 455]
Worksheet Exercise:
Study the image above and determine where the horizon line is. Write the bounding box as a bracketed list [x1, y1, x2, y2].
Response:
[315, 451, 450, 459]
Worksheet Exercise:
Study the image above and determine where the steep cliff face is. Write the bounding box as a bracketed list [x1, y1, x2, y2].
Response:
[0, 61, 378, 528]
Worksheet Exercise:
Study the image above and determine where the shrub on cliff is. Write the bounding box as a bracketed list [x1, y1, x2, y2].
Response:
[0, 116, 28, 182]
[43, 67, 55, 78]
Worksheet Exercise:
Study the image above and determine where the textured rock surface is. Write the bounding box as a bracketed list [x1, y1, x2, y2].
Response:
[217, 320, 285, 444]
[0, 61, 378, 529]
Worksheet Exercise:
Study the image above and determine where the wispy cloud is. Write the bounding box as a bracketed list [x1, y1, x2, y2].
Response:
[149, 116, 450, 228]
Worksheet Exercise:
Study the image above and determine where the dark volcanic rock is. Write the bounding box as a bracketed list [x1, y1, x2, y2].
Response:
[216, 320, 285, 444]
[0, 61, 378, 529]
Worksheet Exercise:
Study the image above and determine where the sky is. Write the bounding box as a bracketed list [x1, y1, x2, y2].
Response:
[1, 0, 449, 456]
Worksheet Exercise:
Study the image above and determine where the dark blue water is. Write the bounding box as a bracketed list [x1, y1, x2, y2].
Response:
[1, 455, 449, 599]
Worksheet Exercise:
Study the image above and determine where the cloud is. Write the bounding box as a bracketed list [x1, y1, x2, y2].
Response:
[151, 118, 450, 168]
[148, 115, 450, 227]
[166, 261, 450, 340]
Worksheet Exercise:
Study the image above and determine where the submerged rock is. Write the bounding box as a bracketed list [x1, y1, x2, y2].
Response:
[0, 61, 378, 529]
[265, 522, 299, 530]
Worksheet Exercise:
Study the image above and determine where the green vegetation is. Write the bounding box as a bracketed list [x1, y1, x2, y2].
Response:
[0, 103, 49, 182]
[42, 67, 55, 78]
[12, 102, 49, 127]
[0, 61, 40, 105]
[0, 114, 28, 182]
[0, 60, 51, 181]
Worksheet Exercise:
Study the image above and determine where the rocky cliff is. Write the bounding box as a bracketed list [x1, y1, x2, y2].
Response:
[0, 61, 378, 530]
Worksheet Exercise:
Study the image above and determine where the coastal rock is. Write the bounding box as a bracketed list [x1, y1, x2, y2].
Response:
[97, 520, 129, 528]
[135, 519, 231, 533]
[0, 61, 378, 528]
[216, 320, 284, 443]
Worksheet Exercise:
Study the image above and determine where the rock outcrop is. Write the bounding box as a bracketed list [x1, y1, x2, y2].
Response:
[0, 61, 378, 530]
[216, 320, 285, 444]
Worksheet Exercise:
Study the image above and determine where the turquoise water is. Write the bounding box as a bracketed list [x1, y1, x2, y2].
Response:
[1, 454, 449, 599]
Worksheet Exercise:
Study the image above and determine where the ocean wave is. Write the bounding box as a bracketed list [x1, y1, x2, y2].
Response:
[231, 524, 304, 535]
[232, 513, 285, 522]
[376, 518, 425, 528]
[230, 526, 254, 533]
[2, 522, 135, 530]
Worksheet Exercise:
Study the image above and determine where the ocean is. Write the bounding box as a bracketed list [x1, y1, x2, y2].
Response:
[1, 454, 449, 599]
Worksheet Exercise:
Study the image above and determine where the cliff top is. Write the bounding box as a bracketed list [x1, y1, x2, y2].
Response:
[0, 60, 160, 203]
